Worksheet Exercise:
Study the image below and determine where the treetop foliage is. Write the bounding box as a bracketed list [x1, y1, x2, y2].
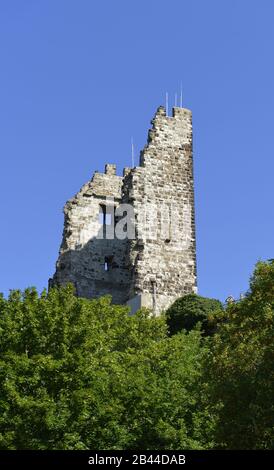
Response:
[166, 293, 223, 336]
[0, 286, 212, 450]
[0, 259, 273, 450]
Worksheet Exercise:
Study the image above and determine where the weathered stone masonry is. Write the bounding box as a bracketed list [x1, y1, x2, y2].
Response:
[50, 105, 197, 315]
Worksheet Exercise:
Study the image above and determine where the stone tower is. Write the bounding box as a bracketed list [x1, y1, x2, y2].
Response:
[50, 105, 197, 315]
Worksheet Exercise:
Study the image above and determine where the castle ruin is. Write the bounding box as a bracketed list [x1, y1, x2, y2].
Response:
[50, 105, 197, 315]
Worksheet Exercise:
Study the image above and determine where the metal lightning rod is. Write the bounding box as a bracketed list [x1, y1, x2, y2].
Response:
[180, 82, 183, 108]
[131, 137, 135, 168]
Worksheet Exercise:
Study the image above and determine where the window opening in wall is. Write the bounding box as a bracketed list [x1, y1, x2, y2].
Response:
[104, 256, 114, 271]
[99, 205, 115, 226]
[99, 204, 106, 225]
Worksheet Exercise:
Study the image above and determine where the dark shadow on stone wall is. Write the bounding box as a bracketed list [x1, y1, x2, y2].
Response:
[49, 231, 132, 305]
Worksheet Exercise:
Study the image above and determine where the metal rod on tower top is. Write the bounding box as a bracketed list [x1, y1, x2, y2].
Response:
[180, 83, 183, 108]
[166, 92, 168, 116]
[175, 93, 177, 107]
[131, 137, 134, 168]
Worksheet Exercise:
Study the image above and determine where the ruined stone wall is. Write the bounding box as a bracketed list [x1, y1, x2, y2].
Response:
[51, 164, 131, 304]
[123, 106, 197, 314]
[51, 105, 197, 315]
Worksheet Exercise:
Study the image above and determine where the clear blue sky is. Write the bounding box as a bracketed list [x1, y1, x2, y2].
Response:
[0, 0, 273, 301]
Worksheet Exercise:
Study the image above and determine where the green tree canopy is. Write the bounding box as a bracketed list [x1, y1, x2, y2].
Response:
[1, 260, 273, 450]
[209, 259, 274, 449]
[166, 293, 223, 336]
[0, 285, 212, 450]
